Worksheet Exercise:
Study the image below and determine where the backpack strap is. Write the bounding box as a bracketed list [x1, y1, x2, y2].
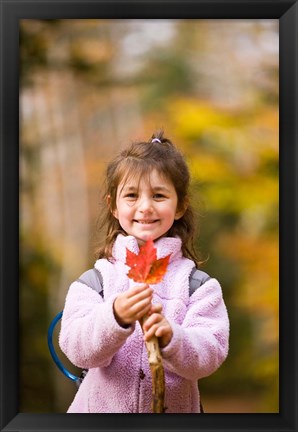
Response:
[77, 268, 104, 296]
[189, 268, 211, 297]
[189, 267, 210, 414]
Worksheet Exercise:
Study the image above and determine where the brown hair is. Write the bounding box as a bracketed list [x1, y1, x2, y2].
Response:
[96, 130, 201, 265]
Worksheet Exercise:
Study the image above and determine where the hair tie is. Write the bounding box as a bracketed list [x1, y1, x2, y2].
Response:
[151, 138, 161, 143]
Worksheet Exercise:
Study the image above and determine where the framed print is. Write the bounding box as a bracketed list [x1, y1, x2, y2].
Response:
[1, 0, 297, 431]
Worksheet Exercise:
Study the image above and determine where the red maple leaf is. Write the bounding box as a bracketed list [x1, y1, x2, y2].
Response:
[126, 239, 171, 284]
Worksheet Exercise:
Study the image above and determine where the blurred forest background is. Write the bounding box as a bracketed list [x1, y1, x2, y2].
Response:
[19, 19, 279, 413]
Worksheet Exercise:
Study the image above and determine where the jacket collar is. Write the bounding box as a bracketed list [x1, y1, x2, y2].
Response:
[112, 234, 183, 265]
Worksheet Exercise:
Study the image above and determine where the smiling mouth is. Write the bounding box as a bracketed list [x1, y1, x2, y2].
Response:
[134, 220, 158, 224]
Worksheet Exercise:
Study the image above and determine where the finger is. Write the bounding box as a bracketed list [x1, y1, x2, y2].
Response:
[135, 303, 152, 321]
[124, 288, 152, 311]
[128, 291, 153, 312]
[128, 297, 153, 319]
[155, 326, 168, 337]
[142, 313, 162, 331]
[127, 286, 153, 302]
[148, 303, 162, 315]
[144, 323, 162, 341]
[126, 284, 150, 297]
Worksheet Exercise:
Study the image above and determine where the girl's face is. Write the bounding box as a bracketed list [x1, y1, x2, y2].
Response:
[113, 169, 185, 246]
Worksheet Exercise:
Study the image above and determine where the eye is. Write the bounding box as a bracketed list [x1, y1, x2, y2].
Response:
[153, 193, 166, 200]
[124, 192, 138, 199]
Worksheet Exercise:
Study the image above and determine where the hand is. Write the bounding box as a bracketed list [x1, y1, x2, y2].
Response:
[113, 284, 153, 327]
[142, 303, 173, 348]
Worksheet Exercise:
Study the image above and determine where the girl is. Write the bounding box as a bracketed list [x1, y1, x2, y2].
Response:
[59, 131, 229, 413]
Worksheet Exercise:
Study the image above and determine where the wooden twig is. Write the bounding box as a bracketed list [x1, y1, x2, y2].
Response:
[140, 315, 165, 413]
[125, 240, 169, 413]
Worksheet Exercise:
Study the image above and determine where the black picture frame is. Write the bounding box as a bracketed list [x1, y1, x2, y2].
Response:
[1, 0, 297, 431]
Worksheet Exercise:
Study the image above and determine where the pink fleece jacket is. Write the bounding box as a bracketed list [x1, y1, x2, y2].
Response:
[59, 234, 229, 413]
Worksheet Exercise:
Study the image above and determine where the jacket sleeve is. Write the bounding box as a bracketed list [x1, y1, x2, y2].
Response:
[160, 278, 229, 381]
[59, 281, 135, 369]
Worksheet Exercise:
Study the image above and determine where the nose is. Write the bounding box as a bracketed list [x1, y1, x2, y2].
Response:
[138, 196, 153, 213]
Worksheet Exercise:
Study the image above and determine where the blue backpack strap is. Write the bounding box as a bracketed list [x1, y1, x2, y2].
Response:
[47, 311, 81, 385]
[48, 268, 103, 385]
[189, 268, 211, 297]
